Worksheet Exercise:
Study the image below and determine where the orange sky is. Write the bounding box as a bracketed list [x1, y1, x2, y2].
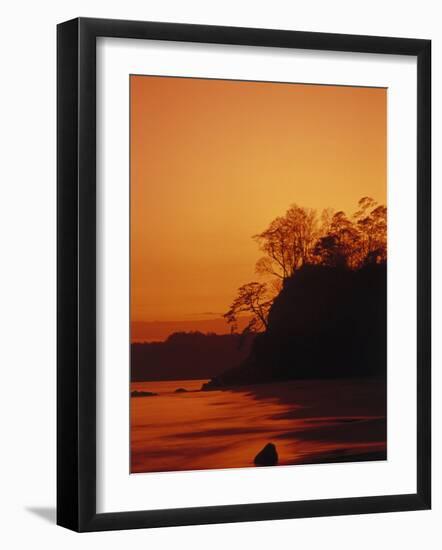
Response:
[130, 76, 386, 342]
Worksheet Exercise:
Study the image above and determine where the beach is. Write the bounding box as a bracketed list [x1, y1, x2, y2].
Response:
[130, 377, 386, 474]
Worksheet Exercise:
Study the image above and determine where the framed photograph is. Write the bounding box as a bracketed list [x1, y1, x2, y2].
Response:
[57, 17, 431, 532]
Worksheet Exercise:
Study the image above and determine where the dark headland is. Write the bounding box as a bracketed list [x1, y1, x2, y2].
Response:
[202, 263, 386, 389]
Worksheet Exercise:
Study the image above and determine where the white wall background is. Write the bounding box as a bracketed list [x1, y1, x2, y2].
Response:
[0, 1, 439, 548]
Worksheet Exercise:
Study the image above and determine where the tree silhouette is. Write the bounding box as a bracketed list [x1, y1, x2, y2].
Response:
[225, 197, 386, 335]
[353, 198, 387, 265]
[314, 210, 360, 267]
[224, 282, 273, 334]
[253, 204, 320, 280]
[314, 198, 387, 269]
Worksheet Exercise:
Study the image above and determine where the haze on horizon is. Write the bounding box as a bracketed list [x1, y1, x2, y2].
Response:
[130, 76, 386, 342]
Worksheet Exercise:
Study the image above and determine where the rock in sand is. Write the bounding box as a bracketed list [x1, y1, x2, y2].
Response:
[131, 390, 158, 398]
[254, 443, 278, 466]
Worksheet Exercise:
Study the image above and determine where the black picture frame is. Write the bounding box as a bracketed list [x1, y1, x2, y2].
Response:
[57, 17, 431, 532]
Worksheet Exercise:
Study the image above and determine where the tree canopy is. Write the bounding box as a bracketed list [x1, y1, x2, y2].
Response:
[224, 197, 387, 334]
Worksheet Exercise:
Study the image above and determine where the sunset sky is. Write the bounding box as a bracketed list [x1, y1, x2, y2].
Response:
[130, 76, 386, 342]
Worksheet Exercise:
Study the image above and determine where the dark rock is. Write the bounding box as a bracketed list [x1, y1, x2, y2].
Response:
[131, 390, 157, 398]
[174, 388, 188, 393]
[201, 378, 225, 391]
[254, 443, 278, 466]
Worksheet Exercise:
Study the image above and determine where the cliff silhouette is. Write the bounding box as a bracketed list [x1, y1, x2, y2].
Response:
[203, 262, 386, 388]
[131, 331, 254, 381]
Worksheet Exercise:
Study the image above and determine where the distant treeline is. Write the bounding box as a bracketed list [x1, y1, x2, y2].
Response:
[131, 331, 254, 381]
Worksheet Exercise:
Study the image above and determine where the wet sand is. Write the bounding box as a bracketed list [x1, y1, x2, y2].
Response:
[130, 377, 386, 474]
